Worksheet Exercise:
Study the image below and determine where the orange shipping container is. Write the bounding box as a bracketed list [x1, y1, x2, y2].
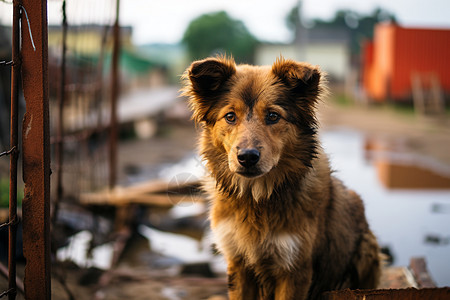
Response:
[363, 24, 450, 102]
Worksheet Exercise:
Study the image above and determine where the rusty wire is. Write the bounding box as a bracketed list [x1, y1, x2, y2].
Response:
[0, 3, 36, 51]
[0, 217, 19, 230]
[0, 289, 14, 299]
[0, 146, 17, 158]
[19, 5, 36, 51]
[0, 61, 13, 66]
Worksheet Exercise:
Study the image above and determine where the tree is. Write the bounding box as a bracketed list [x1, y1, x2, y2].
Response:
[182, 11, 258, 63]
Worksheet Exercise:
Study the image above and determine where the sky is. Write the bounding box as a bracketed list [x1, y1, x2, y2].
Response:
[1, 0, 450, 45]
[119, 0, 450, 45]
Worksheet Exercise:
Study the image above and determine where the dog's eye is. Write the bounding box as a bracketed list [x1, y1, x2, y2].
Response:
[225, 112, 237, 124]
[266, 112, 280, 124]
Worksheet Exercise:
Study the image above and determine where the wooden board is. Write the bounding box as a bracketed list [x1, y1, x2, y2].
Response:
[79, 179, 204, 207]
[322, 287, 449, 300]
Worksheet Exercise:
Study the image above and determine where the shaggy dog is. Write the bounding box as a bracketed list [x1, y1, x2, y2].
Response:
[182, 56, 380, 300]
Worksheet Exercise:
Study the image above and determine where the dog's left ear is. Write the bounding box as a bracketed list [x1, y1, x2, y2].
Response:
[271, 58, 322, 103]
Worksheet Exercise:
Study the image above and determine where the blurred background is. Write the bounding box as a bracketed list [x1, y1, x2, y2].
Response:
[0, 0, 449, 299]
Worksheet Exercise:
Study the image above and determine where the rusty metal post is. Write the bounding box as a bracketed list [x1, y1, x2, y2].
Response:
[52, 0, 67, 228]
[20, 0, 51, 299]
[109, 0, 120, 189]
[8, 1, 21, 299]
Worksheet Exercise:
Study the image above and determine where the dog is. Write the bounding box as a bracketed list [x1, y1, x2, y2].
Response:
[182, 56, 381, 300]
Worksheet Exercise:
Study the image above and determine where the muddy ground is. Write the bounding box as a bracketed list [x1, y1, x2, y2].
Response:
[86, 99, 450, 299]
[2, 97, 450, 299]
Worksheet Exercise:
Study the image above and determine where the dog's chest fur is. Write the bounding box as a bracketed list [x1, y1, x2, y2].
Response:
[212, 214, 302, 272]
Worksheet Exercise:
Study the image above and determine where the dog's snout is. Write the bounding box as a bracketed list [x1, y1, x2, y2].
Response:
[237, 149, 260, 168]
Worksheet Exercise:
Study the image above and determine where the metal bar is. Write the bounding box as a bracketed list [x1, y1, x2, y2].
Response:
[8, 1, 21, 299]
[20, 0, 51, 299]
[109, 0, 120, 189]
[52, 0, 67, 228]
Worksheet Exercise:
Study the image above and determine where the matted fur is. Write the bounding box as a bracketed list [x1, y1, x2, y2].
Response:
[182, 56, 381, 300]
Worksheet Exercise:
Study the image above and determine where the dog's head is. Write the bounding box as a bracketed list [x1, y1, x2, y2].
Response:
[183, 56, 324, 180]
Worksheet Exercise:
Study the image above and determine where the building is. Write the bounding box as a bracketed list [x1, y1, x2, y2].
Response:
[362, 24, 450, 103]
[255, 27, 351, 82]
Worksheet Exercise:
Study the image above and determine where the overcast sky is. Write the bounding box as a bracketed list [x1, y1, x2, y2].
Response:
[1, 0, 450, 45]
[119, 0, 450, 44]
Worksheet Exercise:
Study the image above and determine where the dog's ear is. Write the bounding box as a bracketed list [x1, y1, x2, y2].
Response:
[271, 57, 322, 104]
[183, 57, 236, 124]
[188, 57, 236, 94]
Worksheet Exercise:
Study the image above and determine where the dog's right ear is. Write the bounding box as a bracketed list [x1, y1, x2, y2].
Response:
[182, 57, 236, 124]
[188, 57, 236, 94]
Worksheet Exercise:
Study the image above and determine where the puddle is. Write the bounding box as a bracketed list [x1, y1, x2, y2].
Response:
[138, 224, 227, 275]
[56, 230, 114, 270]
[364, 137, 450, 189]
[161, 287, 185, 300]
[138, 225, 210, 264]
[321, 129, 450, 287]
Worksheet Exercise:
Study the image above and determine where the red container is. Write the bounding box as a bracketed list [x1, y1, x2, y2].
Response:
[363, 24, 450, 102]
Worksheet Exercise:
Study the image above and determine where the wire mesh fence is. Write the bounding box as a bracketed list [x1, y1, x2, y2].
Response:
[48, 0, 118, 200]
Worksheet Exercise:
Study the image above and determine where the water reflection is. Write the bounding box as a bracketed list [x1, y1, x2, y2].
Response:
[321, 129, 450, 287]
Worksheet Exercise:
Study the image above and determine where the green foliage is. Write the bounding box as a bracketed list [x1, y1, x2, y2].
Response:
[182, 11, 258, 63]
[334, 94, 353, 107]
[0, 177, 23, 208]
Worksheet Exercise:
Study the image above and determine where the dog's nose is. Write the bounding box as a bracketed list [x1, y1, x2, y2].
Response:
[237, 149, 260, 168]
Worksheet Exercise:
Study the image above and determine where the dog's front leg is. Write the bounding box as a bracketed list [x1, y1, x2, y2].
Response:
[274, 269, 312, 300]
[227, 259, 258, 300]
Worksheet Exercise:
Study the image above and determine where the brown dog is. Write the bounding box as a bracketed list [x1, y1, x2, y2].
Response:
[182, 56, 380, 300]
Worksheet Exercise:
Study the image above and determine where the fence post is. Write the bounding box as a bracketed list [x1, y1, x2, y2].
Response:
[52, 0, 67, 228]
[109, 0, 120, 189]
[20, 0, 51, 299]
[8, 1, 21, 299]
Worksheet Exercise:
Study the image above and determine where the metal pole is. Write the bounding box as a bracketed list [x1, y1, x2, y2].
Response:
[8, 1, 21, 299]
[52, 0, 67, 228]
[20, 0, 51, 298]
[109, 0, 120, 189]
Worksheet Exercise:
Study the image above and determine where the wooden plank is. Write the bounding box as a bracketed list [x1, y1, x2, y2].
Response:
[79, 179, 205, 207]
[409, 257, 436, 288]
[115, 179, 202, 195]
[378, 266, 417, 289]
[80, 191, 205, 207]
[321, 288, 449, 300]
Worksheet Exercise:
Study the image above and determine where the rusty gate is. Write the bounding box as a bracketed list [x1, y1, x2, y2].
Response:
[1, 0, 121, 298]
[0, 0, 51, 299]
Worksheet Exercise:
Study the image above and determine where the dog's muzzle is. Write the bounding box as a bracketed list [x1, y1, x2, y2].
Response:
[237, 148, 260, 168]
